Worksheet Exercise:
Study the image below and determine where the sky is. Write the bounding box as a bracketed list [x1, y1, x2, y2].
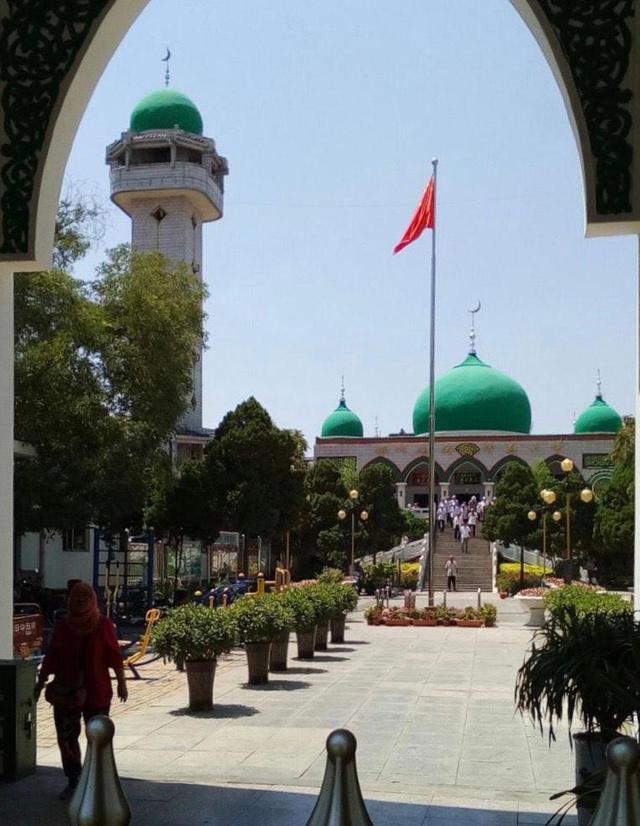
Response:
[64, 0, 636, 450]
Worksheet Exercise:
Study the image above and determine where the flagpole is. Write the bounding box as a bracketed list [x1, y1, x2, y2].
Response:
[427, 157, 438, 606]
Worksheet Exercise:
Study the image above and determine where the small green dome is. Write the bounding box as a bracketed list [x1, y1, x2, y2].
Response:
[321, 399, 364, 438]
[574, 395, 622, 434]
[413, 352, 532, 434]
[130, 89, 203, 135]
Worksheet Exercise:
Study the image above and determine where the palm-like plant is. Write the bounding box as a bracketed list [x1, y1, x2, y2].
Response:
[515, 607, 640, 741]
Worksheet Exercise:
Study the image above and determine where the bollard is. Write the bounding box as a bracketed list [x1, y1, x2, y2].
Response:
[69, 715, 131, 826]
[477, 588, 482, 610]
[443, 589, 447, 608]
[306, 729, 373, 826]
[589, 736, 640, 826]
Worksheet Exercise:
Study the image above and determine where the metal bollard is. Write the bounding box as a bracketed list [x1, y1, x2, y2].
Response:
[589, 736, 640, 825]
[477, 588, 482, 610]
[306, 729, 373, 825]
[443, 589, 447, 608]
[69, 715, 131, 825]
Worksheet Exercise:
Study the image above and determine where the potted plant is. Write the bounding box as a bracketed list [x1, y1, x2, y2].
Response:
[435, 605, 456, 626]
[329, 584, 358, 643]
[411, 607, 437, 627]
[282, 586, 318, 659]
[515, 608, 640, 826]
[305, 584, 335, 650]
[481, 604, 497, 627]
[384, 608, 411, 627]
[151, 603, 237, 711]
[456, 606, 484, 627]
[231, 593, 294, 684]
[365, 604, 383, 626]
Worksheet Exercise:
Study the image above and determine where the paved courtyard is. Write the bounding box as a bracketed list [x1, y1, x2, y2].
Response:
[2, 597, 577, 825]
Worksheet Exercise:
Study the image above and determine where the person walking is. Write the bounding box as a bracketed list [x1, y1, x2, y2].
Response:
[468, 509, 477, 537]
[460, 520, 471, 554]
[436, 503, 446, 533]
[445, 555, 458, 592]
[35, 581, 128, 800]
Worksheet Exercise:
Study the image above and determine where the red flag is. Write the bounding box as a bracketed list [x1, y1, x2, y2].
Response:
[393, 175, 435, 254]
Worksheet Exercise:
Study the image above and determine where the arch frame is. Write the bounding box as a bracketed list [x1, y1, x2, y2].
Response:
[361, 457, 402, 483]
[401, 456, 446, 484]
[489, 454, 530, 482]
[444, 455, 490, 484]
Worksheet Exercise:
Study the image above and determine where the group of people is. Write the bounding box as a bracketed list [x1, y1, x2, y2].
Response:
[436, 494, 486, 553]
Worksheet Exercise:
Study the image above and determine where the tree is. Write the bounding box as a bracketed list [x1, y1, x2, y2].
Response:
[15, 209, 206, 536]
[594, 419, 634, 580]
[358, 463, 405, 557]
[482, 462, 538, 549]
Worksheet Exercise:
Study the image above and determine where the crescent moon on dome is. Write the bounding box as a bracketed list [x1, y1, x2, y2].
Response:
[162, 47, 171, 62]
[470, 300, 481, 314]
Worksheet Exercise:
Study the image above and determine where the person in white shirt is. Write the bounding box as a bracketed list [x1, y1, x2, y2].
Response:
[468, 510, 477, 537]
[437, 504, 446, 533]
[460, 521, 471, 553]
[445, 555, 458, 591]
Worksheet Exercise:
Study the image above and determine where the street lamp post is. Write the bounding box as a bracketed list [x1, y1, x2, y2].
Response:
[527, 488, 558, 573]
[559, 458, 594, 570]
[338, 489, 369, 574]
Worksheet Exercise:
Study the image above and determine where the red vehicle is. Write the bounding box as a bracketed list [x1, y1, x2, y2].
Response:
[13, 603, 44, 659]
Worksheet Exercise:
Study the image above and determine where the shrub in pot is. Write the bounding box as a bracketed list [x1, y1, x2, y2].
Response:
[480, 604, 497, 627]
[329, 584, 358, 643]
[282, 586, 318, 659]
[317, 567, 345, 585]
[231, 593, 294, 684]
[304, 584, 335, 650]
[544, 583, 631, 619]
[152, 603, 237, 711]
[515, 607, 640, 825]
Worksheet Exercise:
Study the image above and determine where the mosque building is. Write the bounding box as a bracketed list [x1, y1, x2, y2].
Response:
[315, 321, 623, 510]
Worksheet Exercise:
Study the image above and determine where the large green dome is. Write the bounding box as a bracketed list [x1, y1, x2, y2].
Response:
[413, 352, 532, 434]
[130, 89, 203, 135]
[574, 395, 622, 434]
[321, 399, 363, 438]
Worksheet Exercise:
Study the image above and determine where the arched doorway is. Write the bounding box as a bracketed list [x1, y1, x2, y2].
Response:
[448, 459, 488, 502]
[1, 0, 639, 648]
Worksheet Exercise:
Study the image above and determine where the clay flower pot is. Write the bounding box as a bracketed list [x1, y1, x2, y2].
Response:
[270, 631, 290, 672]
[315, 621, 329, 651]
[457, 619, 484, 628]
[412, 618, 437, 627]
[245, 641, 271, 685]
[330, 615, 346, 643]
[185, 659, 216, 711]
[296, 627, 317, 659]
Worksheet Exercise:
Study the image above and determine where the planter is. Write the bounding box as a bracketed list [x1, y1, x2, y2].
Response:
[573, 732, 609, 826]
[176, 653, 185, 672]
[516, 595, 546, 627]
[245, 641, 271, 685]
[330, 615, 346, 643]
[269, 631, 290, 672]
[412, 618, 437, 627]
[185, 659, 216, 711]
[499, 591, 508, 599]
[315, 621, 329, 651]
[296, 626, 317, 659]
[457, 619, 483, 628]
[385, 618, 411, 627]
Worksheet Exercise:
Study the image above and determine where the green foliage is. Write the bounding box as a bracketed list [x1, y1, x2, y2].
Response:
[282, 586, 317, 631]
[361, 561, 396, 595]
[304, 583, 337, 623]
[151, 604, 237, 662]
[400, 509, 428, 541]
[317, 567, 345, 584]
[594, 420, 634, 571]
[543, 584, 631, 618]
[481, 462, 538, 548]
[499, 562, 549, 577]
[496, 570, 542, 596]
[481, 604, 497, 627]
[331, 583, 359, 616]
[515, 608, 640, 739]
[15, 235, 205, 535]
[400, 562, 420, 590]
[230, 593, 294, 643]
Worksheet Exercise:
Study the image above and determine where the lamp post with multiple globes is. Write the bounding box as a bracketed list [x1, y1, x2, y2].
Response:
[559, 458, 594, 565]
[338, 489, 369, 574]
[527, 488, 559, 574]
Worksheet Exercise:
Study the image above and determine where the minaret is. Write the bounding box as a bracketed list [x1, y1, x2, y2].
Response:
[105, 84, 228, 437]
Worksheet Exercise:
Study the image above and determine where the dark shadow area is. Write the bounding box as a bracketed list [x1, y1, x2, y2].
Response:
[1, 765, 576, 825]
[305, 655, 348, 662]
[281, 666, 328, 675]
[241, 680, 311, 692]
[339, 639, 369, 645]
[168, 704, 258, 719]
[325, 646, 355, 653]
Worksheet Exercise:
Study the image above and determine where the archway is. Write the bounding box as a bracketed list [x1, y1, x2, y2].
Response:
[1, 1, 639, 652]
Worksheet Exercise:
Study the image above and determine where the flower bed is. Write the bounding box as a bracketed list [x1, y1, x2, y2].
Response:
[365, 604, 496, 627]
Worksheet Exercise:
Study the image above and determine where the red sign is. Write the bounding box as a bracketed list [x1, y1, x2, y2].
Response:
[13, 605, 43, 659]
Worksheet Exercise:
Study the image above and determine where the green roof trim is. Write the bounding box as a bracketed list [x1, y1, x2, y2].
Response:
[412, 352, 532, 435]
[130, 89, 203, 135]
[574, 395, 622, 434]
[321, 399, 363, 438]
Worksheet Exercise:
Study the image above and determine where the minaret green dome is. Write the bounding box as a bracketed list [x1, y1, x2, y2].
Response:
[574, 394, 622, 434]
[413, 352, 532, 434]
[130, 89, 203, 135]
[321, 397, 363, 438]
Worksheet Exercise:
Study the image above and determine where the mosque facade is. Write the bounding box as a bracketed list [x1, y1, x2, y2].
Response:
[315, 341, 624, 510]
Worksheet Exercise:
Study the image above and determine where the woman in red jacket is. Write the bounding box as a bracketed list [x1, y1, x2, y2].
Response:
[35, 581, 128, 799]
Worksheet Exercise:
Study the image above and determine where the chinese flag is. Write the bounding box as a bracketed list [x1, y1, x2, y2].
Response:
[393, 175, 435, 254]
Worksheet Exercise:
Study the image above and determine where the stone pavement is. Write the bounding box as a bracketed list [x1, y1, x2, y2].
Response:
[1, 596, 577, 825]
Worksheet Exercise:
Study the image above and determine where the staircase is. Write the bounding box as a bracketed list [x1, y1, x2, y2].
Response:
[432, 525, 493, 592]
